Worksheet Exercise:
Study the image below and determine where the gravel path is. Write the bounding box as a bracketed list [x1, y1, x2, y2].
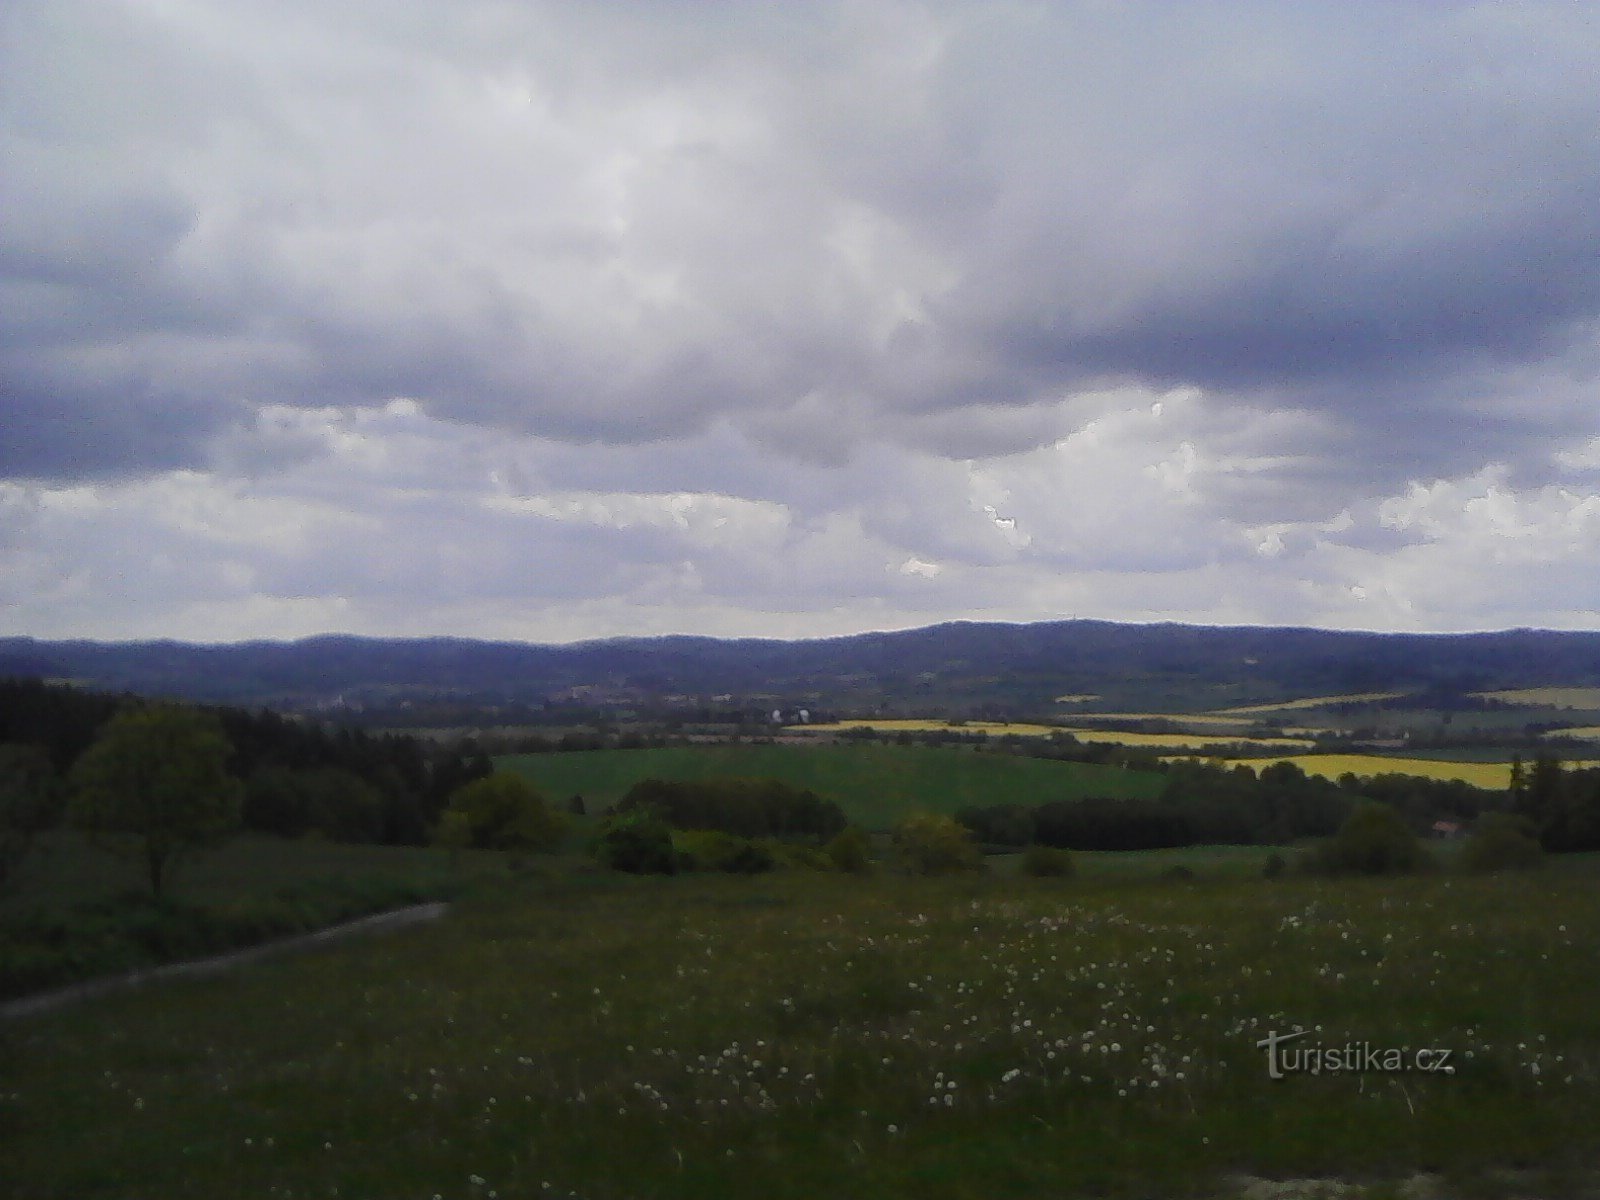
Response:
[0, 901, 449, 1019]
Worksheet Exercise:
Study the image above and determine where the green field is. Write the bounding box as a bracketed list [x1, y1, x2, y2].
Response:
[0, 834, 508, 1001]
[498, 744, 1167, 829]
[6, 867, 1599, 1198]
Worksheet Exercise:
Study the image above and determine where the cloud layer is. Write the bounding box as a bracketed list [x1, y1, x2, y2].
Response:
[4, 1, 1600, 639]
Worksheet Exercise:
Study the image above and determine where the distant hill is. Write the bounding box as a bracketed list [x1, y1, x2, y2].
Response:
[4, 622, 1600, 715]
[9, 620, 1600, 713]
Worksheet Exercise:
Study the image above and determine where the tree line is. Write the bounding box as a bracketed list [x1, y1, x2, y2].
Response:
[0, 678, 493, 871]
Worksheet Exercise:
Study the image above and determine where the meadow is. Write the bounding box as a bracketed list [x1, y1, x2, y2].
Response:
[497, 744, 1167, 828]
[0, 834, 507, 1001]
[4, 865, 1598, 1199]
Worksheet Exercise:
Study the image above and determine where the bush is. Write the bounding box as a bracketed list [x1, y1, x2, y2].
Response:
[613, 778, 846, 840]
[594, 809, 678, 875]
[1159, 864, 1196, 883]
[771, 842, 833, 871]
[824, 825, 872, 873]
[891, 813, 984, 875]
[1262, 851, 1287, 880]
[1020, 844, 1074, 878]
[673, 830, 775, 874]
[1459, 811, 1544, 873]
[435, 773, 566, 853]
[1304, 802, 1430, 876]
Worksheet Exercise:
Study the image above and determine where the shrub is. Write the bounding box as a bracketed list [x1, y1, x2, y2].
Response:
[614, 778, 846, 840]
[594, 809, 678, 875]
[1304, 802, 1430, 876]
[824, 825, 872, 873]
[891, 813, 984, 875]
[435, 773, 566, 853]
[1020, 844, 1074, 878]
[673, 830, 775, 874]
[1459, 811, 1544, 873]
[1159, 864, 1195, 883]
[1262, 851, 1287, 880]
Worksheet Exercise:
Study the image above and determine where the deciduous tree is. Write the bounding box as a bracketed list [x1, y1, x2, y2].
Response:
[68, 706, 242, 899]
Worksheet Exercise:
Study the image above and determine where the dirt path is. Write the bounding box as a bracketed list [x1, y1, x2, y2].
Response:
[0, 901, 449, 1019]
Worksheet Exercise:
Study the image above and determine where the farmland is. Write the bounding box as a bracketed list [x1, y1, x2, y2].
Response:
[788, 719, 1315, 752]
[5, 866, 1600, 1198]
[498, 743, 1166, 828]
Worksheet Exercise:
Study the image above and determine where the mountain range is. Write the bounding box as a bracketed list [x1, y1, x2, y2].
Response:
[5, 622, 1600, 717]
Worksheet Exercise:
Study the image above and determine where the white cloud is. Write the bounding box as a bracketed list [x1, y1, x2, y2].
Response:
[4, 3, 1600, 639]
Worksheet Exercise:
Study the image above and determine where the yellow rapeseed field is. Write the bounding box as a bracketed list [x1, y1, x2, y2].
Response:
[1210, 691, 1409, 715]
[1063, 729, 1315, 750]
[1472, 688, 1600, 710]
[1219, 754, 1513, 788]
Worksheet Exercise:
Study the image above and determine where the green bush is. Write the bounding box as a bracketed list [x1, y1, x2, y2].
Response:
[824, 825, 873, 873]
[672, 830, 776, 874]
[594, 810, 678, 875]
[1020, 844, 1074, 877]
[1262, 851, 1287, 879]
[891, 812, 984, 875]
[771, 842, 833, 871]
[435, 773, 566, 853]
[1303, 802, 1431, 876]
[1459, 811, 1544, 873]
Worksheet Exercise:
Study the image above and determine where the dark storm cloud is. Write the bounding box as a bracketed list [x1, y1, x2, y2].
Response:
[6, 1, 1599, 483]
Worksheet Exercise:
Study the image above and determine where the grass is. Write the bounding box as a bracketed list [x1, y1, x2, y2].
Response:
[4, 866, 1599, 1198]
[0, 833, 508, 1001]
[497, 743, 1167, 829]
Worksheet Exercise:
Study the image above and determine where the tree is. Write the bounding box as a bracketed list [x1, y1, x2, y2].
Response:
[892, 812, 984, 875]
[434, 772, 566, 852]
[68, 707, 242, 899]
[0, 743, 59, 893]
[1459, 811, 1544, 873]
[1303, 801, 1429, 877]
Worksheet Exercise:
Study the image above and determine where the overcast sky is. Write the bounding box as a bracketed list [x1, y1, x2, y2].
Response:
[3, 1, 1600, 643]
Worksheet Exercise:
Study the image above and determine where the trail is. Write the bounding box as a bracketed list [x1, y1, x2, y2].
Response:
[0, 901, 448, 1019]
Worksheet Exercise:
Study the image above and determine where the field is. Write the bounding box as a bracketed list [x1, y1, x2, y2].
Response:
[789, 720, 1314, 752]
[0, 834, 506, 1001]
[498, 744, 1167, 829]
[1220, 755, 1517, 789]
[797, 719, 1062, 736]
[1060, 728, 1314, 751]
[5, 866, 1599, 1198]
[1070, 712, 1265, 728]
[1210, 692, 1410, 715]
[1472, 688, 1600, 710]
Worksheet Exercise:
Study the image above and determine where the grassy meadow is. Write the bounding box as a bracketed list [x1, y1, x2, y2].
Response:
[497, 744, 1167, 828]
[4, 865, 1599, 1198]
[0, 834, 507, 1002]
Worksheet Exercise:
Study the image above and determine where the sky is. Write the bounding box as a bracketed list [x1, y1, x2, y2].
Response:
[3, 1, 1600, 644]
